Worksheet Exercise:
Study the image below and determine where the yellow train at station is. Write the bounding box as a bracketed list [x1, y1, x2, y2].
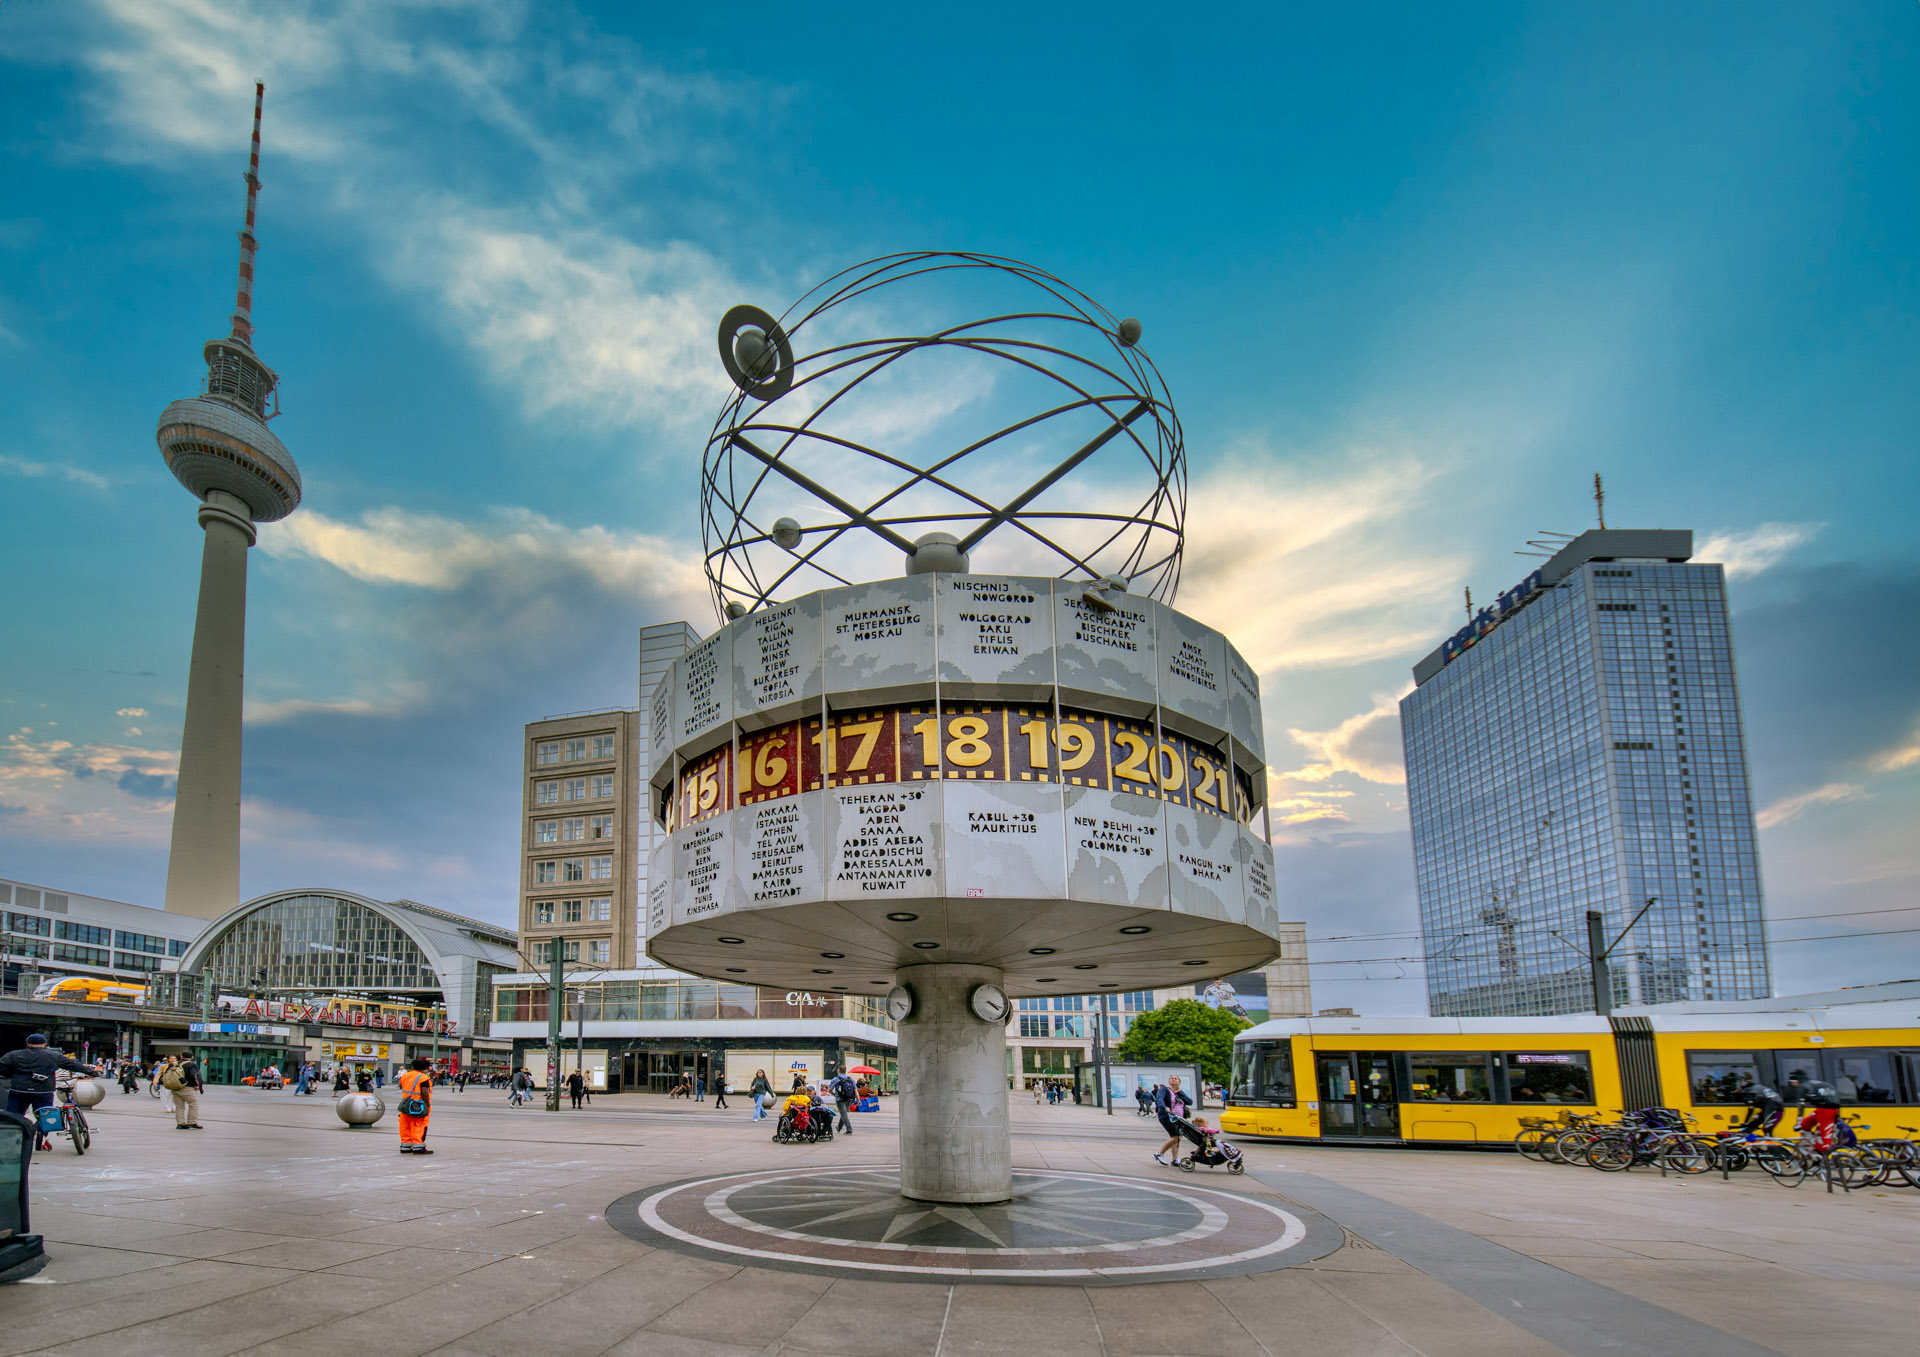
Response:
[1220, 1008, 1920, 1146]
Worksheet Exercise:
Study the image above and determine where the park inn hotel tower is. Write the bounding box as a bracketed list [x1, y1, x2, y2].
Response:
[1400, 529, 1772, 1017]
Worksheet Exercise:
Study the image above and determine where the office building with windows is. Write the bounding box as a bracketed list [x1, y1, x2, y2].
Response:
[519, 710, 644, 971]
[1401, 529, 1771, 1017]
[1, 874, 204, 995]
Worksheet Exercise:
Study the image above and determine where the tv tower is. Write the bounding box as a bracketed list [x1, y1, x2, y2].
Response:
[154, 83, 302, 919]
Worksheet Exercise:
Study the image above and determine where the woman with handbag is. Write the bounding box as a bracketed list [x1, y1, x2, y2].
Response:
[397, 1056, 434, 1155]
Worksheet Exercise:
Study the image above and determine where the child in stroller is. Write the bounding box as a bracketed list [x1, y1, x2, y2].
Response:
[772, 1085, 835, 1144]
[1168, 1113, 1244, 1174]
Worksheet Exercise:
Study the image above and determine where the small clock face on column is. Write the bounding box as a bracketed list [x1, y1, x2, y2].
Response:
[886, 985, 915, 1022]
[969, 983, 1009, 1024]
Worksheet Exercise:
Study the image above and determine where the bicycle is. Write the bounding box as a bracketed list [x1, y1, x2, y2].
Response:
[51, 1073, 94, 1155]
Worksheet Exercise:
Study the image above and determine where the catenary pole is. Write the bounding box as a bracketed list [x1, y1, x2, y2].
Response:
[1586, 910, 1612, 1017]
[546, 938, 564, 1111]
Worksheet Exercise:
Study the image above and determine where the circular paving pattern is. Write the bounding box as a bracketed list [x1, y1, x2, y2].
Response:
[608, 1166, 1341, 1285]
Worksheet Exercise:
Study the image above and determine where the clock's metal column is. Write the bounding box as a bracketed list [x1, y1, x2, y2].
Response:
[891, 963, 1013, 1203]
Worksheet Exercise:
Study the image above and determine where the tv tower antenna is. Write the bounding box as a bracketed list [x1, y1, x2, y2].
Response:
[1594, 472, 1606, 530]
[229, 81, 265, 349]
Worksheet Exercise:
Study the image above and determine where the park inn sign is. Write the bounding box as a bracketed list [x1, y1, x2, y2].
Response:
[220, 996, 457, 1035]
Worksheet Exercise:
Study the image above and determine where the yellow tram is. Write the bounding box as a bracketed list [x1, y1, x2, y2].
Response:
[1219, 1010, 1920, 1147]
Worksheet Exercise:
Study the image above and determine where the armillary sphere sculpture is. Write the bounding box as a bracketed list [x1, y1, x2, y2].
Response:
[651, 253, 1279, 1204]
[701, 252, 1185, 620]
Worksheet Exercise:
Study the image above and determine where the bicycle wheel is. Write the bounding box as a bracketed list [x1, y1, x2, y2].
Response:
[1587, 1136, 1634, 1172]
[1754, 1143, 1805, 1187]
[67, 1110, 87, 1156]
[1660, 1138, 1711, 1175]
[1551, 1130, 1593, 1166]
[1513, 1129, 1551, 1161]
[1828, 1148, 1882, 1191]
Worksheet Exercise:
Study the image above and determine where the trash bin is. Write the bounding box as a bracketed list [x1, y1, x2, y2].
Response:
[0, 1110, 46, 1283]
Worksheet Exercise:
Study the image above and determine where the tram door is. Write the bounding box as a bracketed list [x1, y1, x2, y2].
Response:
[1316, 1052, 1399, 1138]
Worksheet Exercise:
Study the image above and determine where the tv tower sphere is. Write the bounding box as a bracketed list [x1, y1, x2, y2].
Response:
[153, 83, 301, 921]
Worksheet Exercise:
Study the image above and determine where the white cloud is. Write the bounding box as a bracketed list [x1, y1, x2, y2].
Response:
[0, 453, 111, 490]
[22, 0, 764, 437]
[1177, 448, 1466, 673]
[1283, 692, 1410, 788]
[115, 707, 148, 718]
[1756, 781, 1864, 829]
[1868, 719, 1920, 775]
[1697, 521, 1822, 578]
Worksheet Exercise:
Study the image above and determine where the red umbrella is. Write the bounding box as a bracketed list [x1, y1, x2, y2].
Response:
[848, 1065, 881, 1076]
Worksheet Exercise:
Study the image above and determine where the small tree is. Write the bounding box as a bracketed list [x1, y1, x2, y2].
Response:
[1114, 997, 1248, 1086]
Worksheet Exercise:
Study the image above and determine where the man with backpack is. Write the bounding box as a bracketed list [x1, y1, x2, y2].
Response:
[829, 1066, 858, 1135]
[165, 1052, 205, 1129]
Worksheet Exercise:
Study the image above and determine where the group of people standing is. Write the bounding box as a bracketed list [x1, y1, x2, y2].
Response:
[748, 1066, 867, 1133]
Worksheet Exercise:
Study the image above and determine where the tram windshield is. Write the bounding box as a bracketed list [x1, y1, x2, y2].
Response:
[1229, 1040, 1296, 1106]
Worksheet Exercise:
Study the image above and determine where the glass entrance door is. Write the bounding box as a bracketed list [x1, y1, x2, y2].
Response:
[1316, 1052, 1400, 1138]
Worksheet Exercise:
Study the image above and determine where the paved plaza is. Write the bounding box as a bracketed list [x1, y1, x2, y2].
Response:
[5, 1087, 1915, 1357]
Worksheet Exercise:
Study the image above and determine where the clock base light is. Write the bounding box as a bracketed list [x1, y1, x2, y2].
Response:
[894, 962, 1014, 1204]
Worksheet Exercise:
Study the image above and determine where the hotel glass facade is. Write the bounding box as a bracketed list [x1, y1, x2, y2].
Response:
[1401, 531, 1770, 1016]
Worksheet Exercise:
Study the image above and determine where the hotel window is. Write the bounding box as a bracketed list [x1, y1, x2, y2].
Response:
[590, 774, 615, 799]
[535, 780, 560, 805]
[562, 817, 587, 842]
[563, 778, 587, 801]
[1018, 1015, 1048, 1038]
[593, 735, 616, 759]
[562, 900, 583, 924]
[588, 856, 613, 881]
[589, 814, 614, 840]
[566, 738, 588, 761]
[563, 860, 586, 883]
[534, 861, 557, 884]
[535, 940, 579, 964]
[587, 940, 610, 965]
[587, 897, 611, 921]
[534, 820, 559, 845]
[533, 902, 555, 925]
[536, 741, 561, 766]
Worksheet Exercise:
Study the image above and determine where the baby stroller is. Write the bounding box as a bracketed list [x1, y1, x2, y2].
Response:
[772, 1098, 835, 1144]
[1170, 1114, 1244, 1174]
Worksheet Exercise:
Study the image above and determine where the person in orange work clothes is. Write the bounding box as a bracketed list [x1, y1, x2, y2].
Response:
[397, 1056, 434, 1155]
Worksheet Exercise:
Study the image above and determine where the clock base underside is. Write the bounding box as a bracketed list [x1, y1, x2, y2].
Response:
[647, 896, 1278, 999]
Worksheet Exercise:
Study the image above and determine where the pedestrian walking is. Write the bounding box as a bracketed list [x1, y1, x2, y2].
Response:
[711, 1076, 728, 1110]
[694, 1075, 705, 1102]
[1152, 1076, 1192, 1164]
[373, 1066, 384, 1089]
[829, 1067, 857, 1135]
[118, 1060, 140, 1094]
[169, 1052, 205, 1130]
[397, 1056, 434, 1155]
[750, 1068, 772, 1121]
[332, 1065, 350, 1093]
[508, 1067, 533, 1107]
[566, 1069, 585, 1109]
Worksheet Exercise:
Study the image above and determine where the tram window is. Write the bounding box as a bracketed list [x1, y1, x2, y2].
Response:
[1686, 1051, 1760, 1104]
[1504, 1053, 1593, 1104]
[1229, 1041, 1296, 1106]
[1408, 1053, 1491, 1102]
[1827, 1049, 1902, 1105]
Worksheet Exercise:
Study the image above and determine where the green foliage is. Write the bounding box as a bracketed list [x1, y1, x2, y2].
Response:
[1114, 997, 1248, 1085]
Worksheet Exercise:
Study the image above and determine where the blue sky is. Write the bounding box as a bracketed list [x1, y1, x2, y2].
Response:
[1, 1, 1915, 1013]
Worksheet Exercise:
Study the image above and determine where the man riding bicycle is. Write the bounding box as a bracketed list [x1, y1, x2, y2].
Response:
[0, 1034, 102, 1151]
[1734, 1076, 1785, 1135]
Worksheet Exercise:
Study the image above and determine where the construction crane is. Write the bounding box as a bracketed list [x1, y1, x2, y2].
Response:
[1482, 809, 1555, 976]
